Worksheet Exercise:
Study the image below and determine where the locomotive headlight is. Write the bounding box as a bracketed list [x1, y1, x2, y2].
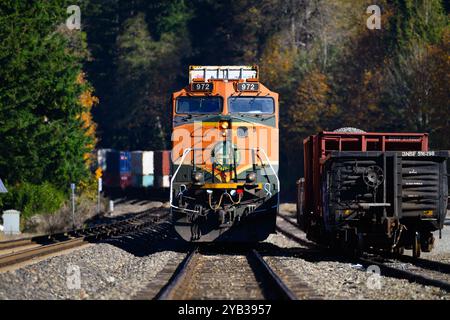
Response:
[220, 121, 229, 129]
[192, 171, 204, 183]
[246, 172, 256, 183]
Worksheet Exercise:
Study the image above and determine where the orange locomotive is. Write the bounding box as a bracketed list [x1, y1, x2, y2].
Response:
[170, 66, 279, 241]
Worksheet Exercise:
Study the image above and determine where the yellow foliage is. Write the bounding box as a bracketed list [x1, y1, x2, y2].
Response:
[76, 72, 87, 84]
[284, 70, 337, 137]
[259, 34, 297, 87]
[79, 90, 99, 108]
[76, 72, 99, 168]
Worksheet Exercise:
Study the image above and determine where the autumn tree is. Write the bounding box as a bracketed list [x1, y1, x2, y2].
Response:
[78, 0, 448, 195]
[0, 1, 97, 215]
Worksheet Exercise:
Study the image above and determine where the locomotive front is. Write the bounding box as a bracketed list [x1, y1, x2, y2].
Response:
[170, 66, 279, 242]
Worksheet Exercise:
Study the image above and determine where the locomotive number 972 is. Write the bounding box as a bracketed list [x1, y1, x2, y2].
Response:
[170, 66, 279, 242]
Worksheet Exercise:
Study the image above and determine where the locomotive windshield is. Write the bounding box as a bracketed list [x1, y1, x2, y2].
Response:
[176, 96, 223, 114]
[228, 97, 274, 114]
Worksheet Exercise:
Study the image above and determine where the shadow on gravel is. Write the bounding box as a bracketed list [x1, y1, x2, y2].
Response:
[83, 209, 165, 227]
[99, 221, 191, 257]
[104, 187, 169, 202]
[89, 209, 450, 277]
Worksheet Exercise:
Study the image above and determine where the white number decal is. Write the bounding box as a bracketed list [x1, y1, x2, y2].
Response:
[194, 83, 211, 91]
[239, 83, 258, 91]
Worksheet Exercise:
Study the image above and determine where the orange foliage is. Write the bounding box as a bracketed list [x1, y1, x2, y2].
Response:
[77, 72, 99, 166]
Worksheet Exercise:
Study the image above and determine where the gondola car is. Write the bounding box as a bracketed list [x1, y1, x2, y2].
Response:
[170, 66, 279, 242]
[297, 130, 448, 257]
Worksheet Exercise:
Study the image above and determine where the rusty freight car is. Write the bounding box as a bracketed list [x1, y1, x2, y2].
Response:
[297, 130, 448, 257]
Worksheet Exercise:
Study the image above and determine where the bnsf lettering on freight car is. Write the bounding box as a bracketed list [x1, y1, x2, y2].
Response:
[418, 151, 435, 156]
[387, 136, 423, 141]
[401, 151, 436, 157]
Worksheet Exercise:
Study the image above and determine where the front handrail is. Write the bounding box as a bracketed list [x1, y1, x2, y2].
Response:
[170, 148, 199, 214]
[170, 147, 280, 213]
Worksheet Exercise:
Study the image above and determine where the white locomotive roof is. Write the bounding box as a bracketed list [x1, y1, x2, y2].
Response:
[189, 65, 258, 83]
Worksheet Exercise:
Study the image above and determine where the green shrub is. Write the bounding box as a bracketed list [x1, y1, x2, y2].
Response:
[1, 182, 66, 220]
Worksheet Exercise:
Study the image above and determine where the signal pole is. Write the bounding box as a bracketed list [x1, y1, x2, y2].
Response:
[70, 183, 76, 229]
[95, 168, 103, 215]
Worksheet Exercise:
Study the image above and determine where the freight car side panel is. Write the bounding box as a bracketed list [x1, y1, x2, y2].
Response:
[302, 132, 429, 221]
[324, 151, 448, 228]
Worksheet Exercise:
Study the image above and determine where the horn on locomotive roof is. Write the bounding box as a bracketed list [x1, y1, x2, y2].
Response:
[189, 65, 259, 83]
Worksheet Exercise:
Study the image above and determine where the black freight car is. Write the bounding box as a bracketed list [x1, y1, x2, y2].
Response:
[297, 130, 448, 257]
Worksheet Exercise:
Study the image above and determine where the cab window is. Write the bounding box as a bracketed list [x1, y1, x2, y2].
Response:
[176, 96, 223, 114]
[228, 97, 274, 114]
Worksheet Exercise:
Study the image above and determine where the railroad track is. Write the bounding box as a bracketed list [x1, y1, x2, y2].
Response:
[276, 212, 450, 293]
[358, 255, 450, 292]
[0, 209, 169, 269]
[150, 246, 320, 300]
[276, 213, 318, 249]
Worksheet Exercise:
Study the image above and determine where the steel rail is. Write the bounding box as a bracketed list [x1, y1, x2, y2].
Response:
[0, 239, 34, 250]
[250, 249, 297, 300]
[276, 216, 450, 293]
[155, 246, 300, 300]
[0, 210, 169, 269]
[358, 257, 450, 292]
[0, 209, 163, 250]
[395, 255, 450, 275]
[0, 238, 86, 268]
[155, 247, 198, 300]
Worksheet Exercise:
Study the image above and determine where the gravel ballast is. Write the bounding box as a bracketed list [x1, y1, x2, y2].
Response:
[0, 221, 186, 300]
[266, 233, 449, 299]
[1, 204, 449, 300]
[264, 212, 450, 300]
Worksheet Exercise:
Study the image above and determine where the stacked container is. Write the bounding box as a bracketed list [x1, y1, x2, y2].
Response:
[97, 148, 113, 171]
[154, 150, 171, 188]
[104, 151, 132, 189]
[131, 151, 154, 188]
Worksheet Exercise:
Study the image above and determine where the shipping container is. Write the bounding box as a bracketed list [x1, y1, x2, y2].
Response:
[154, 150, 171, 176]
[103, 171, 119, 187]
[131, 151, 154, 175]
[132, 174, 154, 188]
[119, 172, 132, 189]
[103, 171, 132, 189]
[163, 175, 170, 188]
[106, 151, 131, 174]
[120, 152, 131, 173]
[154, 175, 170, 188]
[97, 148, 113, 170]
